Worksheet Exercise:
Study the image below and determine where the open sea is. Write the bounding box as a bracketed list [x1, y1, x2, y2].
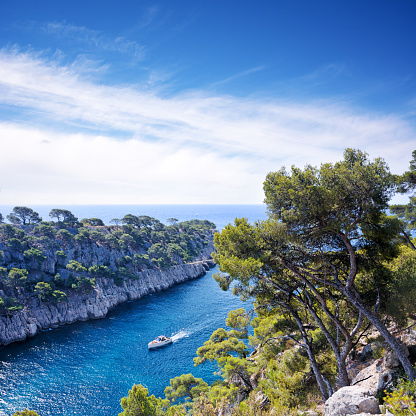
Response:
[0, 205, 268, 416]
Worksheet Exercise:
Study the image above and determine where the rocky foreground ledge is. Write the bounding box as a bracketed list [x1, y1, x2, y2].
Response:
[0, 260, 214, 346]
[306, 327, 416, 416]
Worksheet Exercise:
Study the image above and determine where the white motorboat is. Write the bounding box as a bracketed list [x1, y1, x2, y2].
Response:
[148, 335, 173, 349]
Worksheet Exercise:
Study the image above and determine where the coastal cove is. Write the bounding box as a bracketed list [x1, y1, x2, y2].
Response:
[0, 205, 267, 416]
[0, 265, 249, 416]
[0, 261, 213, 346]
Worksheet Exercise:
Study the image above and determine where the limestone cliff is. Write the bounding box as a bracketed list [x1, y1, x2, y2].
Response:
[0, 260, 214, 346]
[0, 216, 217, 346]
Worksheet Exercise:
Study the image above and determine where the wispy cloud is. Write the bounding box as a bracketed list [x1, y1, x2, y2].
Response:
[0, 49, 414, 204]
[210, 66, 266, 88]
[138, 6, 161, 29]
[303, 63, 350, 81]
[39, 21, 145, 58]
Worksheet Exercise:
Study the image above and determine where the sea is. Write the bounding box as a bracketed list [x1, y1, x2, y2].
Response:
[0, 205, 268, 416]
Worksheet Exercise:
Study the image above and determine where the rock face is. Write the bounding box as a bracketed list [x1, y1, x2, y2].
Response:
[345, 414, 383, 416]
[324, 386, 380, 416]
[0, 262, 209, 346]
[351, 343, 410, 396]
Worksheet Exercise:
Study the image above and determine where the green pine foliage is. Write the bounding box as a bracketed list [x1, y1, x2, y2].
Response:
[8, 150, 416, 415]
[13, 410, 40, 416]
[0, 211, 215, 316]
[113, 148, 415, 416]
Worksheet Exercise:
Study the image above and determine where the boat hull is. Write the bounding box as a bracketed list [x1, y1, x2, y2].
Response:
[148, 338, 173, 349]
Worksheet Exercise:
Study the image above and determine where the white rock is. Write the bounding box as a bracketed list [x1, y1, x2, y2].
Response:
[324, 386, 380, 416]
[346, 414, 383, 416]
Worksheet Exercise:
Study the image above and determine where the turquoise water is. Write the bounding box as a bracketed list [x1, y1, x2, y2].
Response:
[0, 267, 248, 415]
[0, 205, 268, 416]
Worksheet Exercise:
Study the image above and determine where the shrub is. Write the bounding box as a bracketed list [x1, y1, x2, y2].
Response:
[88, 264, 113, 278]
[13, 409, 40, 416]
[119, 384, 158, 416]
[7, 268, 28, 288]
[34, 282, 53, 301]
[384, 386, 416, 415]
[0, 296, 23, 313]
[260, 349, 311, 409]
[89, 231, 106, 243]
[23, 248, 46, 269]
[33, 224, 56, 238]
[71, 276, 95, 292]
[74, 228, 90, 243]
[66, 260, 87, 273]
[51, 290, 67, 303]
[6, 238, 24, 252]
[53, 273, 65, 287]
[56, 229, 74, 244]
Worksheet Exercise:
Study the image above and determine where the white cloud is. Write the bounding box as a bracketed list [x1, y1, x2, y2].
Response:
[209, 66, 267, 88]
[0, 123, 265, 204]
[0, 49, 415, 204]
[40, 21, 145, 58]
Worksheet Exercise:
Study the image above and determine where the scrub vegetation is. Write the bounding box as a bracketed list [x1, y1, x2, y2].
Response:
[0, 209, 215, 314]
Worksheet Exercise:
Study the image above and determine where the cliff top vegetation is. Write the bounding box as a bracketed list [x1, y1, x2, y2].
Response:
[0, 211, 215, 314]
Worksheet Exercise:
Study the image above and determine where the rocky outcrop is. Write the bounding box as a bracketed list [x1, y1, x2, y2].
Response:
[0, 262, 209, 346]
[324, 386, 381, 416]
[345, 414, 383, 416]
[350, 342, 410, 396]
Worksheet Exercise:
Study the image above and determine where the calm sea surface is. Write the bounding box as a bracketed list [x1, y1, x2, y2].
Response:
[0, 204, 268, 230]
[0, 205, 267, 416]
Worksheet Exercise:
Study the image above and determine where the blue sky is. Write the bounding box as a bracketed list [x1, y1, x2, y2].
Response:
[0, 0, 415, 204]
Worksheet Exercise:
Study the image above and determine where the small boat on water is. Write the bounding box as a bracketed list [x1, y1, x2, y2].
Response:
[148, 335, 173, 349]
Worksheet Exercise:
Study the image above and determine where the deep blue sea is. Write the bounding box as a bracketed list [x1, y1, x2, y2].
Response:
[0, 204, 268, 230]
[0, 205, 268, 416]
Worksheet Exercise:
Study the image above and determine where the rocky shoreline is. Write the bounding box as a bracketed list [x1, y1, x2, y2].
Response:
[0, 259, 214, 346]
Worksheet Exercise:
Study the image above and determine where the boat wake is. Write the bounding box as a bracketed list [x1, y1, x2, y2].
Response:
[171, 330, 189, 342]
[171, 317, 224, 343]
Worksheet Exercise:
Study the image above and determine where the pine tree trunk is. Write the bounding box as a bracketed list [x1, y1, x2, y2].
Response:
[292, 310, 330, 399]
[306, 304, 350, 387]
[344, 289, 416, 381]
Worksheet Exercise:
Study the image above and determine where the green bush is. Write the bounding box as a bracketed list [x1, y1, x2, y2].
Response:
[71, 276, 95, 292]
[51, 290, 67, 303]
[260, 349, 311, 409]
[6, 268, 28, 288]
[34, 282, 53, 301]
[119, 384, 159, 416]
[33, 223, 56, 238]
[24, 248, 46, 269]
[384, 386, 416, 415]
[372, 342, 386, 359]
[88, 264, 113, 278]
[13, 409, 40, 416]
[0, 296, 23, 313]
[53, 273, 65, 286]
[6, 237, 24, 252]
[66, 260, 87, 273]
